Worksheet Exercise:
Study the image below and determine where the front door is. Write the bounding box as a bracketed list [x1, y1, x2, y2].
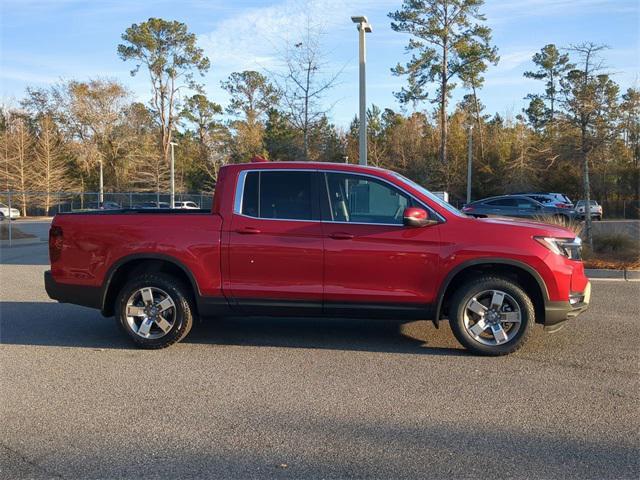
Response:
[320, 171, 441, 317]
[226, 169, 323, 314]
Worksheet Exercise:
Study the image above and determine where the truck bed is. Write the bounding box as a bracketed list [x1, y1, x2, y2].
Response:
[59, 208, 212, 215]
[49, 210, 224, 299]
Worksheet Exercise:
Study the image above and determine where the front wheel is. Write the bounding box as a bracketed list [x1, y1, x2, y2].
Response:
[449, 276, 534, 356]
[115, 273, 194, 349]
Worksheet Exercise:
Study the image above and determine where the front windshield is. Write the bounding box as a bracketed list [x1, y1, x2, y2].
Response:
[391, 172, 466, 217]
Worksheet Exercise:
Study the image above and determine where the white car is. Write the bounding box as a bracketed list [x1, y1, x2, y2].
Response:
[0, 203, 20, 220]
[174, 201, 200, 209]
[575, 200, 603, 220]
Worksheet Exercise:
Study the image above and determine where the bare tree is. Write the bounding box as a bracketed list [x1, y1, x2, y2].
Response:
[32, 115, 72, 213]
[7, 116, 33, 215]
[53, 79, 132, 190]
[274, 20, 341, 160]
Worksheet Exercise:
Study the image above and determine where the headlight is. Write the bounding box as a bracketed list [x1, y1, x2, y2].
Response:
[535, 236, 582, 260]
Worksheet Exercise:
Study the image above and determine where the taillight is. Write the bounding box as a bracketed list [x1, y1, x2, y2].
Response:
[462, 206, 474, 212]
[556, 203, 569, 209]
[49, 226, 63, 262]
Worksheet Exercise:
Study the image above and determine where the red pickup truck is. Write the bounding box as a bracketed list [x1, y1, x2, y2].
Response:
[45, 161, 590, 355]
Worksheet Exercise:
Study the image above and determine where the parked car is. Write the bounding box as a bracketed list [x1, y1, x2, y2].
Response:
[87, 201, 121, 210]
[462, 195, 577, 221]
[174, 201, 200, 209]
[45, 160, 590, 356]
[515, 192, 573, 208]
[575, 200, 603, 220]
[519, 193, 573, 210]
[0, 202, 20, 220]
[136, 201, 171, 209]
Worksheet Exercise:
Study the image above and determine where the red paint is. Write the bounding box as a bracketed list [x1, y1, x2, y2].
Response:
[49, 161, 590, 315]
[403, 206, 428, 221]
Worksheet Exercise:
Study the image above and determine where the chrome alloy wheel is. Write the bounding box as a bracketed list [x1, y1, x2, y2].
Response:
[462, 289, 522, 346]
[125, 287, 176, 339]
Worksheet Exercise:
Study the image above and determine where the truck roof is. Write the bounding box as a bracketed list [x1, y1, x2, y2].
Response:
[222, 161, 393, 176]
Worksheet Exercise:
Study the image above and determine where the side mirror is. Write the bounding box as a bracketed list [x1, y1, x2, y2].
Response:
[403, 207, 438, 227]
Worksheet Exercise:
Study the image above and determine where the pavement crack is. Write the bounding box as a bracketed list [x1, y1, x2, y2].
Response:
[0, 442, 65, 479]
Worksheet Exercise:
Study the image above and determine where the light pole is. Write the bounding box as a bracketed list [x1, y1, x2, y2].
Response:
[169, 142, 178, 209]
[99, 159, 104, 205]
[351, 15, 372, 166]
[466, 124, 473, 204]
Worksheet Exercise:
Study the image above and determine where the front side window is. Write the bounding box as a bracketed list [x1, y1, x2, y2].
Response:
[322, 172, 413, 225]
[240, 171, 315, 221]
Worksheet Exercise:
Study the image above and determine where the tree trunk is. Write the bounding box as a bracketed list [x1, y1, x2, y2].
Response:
[472, 83, 485, 163]
[440, 59, 448, 166]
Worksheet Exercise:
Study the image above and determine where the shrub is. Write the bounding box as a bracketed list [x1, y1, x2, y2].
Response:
[592, 233, 638, 255]
[533, 215, 584, 236]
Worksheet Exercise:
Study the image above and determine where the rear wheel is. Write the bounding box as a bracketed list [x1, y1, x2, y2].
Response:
[115, 273, 194, 349]
[449, 276, 534, 356]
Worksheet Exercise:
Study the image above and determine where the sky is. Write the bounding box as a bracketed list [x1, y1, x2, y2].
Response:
[1, 0, 638, 128]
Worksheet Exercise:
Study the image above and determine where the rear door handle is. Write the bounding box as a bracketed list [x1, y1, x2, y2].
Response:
[236, 227, 261, 234]
[329, 232, 354, 240]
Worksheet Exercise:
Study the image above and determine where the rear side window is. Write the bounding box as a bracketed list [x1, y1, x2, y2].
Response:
[529, 195, 550, 203]
[240, 171, 316, 221]
[487, 198, 517, 207]
[516, 198, 537, 209]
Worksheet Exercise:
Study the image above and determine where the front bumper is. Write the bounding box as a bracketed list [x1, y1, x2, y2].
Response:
[544, 281, 591, 329]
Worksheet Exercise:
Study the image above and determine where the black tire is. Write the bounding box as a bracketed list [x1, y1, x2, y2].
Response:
[115, 273, 194, 349]
[596, 215, 602, 221]
[448, 276, 534, 356]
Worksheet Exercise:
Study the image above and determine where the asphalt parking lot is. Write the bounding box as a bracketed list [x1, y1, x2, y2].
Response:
[1, 241, 639, 479]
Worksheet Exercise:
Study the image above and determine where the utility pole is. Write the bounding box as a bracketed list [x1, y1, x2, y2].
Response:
[351, 16, 372, 166]
[170, 142, 178, 209]
[466, 125, 473, 204]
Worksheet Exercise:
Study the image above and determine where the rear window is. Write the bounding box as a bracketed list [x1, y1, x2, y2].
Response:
[240, 171, 315, 221]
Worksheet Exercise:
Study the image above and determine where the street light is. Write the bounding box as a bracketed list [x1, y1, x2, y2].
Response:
[351, 15, 372, 166]
[169, 141, 178, 209]
[466, 124, 473, 204]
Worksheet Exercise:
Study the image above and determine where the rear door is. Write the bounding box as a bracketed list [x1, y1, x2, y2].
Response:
[486, 198, 518, 217]
[513, 197, 542, 218]
[225, 169, 323, 314]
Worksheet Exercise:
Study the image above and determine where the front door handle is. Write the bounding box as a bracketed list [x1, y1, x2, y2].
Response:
[329, 232, 354, 240]
[236, 227, 261, 234]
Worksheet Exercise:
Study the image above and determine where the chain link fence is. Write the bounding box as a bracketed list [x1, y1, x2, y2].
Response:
[0, 191, 213, 217]
[0, 191, 214, 247]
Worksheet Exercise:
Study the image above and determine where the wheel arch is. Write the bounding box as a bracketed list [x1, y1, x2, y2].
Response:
[101, 254, 200, 317]
[436, 259, 549, 325]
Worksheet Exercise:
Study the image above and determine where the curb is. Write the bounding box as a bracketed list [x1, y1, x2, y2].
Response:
[0, 238, 45, 248]
[586, 268, 640, 281]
